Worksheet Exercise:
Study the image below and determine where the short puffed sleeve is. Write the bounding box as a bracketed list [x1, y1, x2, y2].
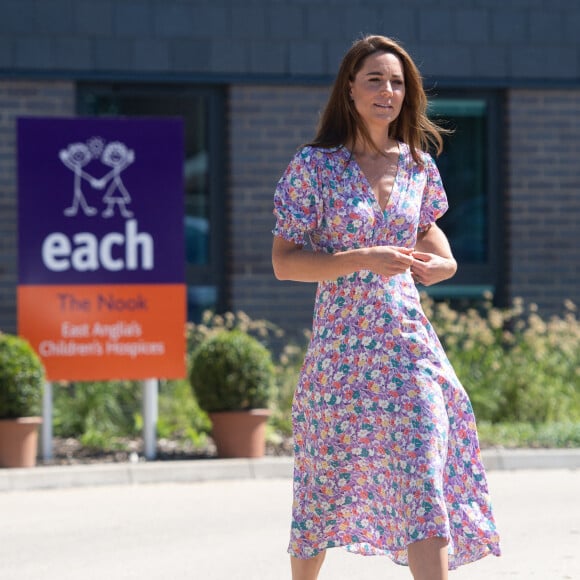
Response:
[272, 147, 323, 246]
[418, 154, 449, 232]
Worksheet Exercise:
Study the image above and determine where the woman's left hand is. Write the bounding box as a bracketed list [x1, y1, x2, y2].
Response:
[410, 251, 457, 286]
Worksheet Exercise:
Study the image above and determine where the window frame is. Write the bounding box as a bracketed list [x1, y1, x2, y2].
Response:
[425, 89, 504, 300]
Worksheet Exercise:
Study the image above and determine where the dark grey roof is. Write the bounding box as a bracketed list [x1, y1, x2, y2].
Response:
[1, 0, 579, 85]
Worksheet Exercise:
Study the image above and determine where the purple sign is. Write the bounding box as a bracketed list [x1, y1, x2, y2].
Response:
[17, 117, 185, 285]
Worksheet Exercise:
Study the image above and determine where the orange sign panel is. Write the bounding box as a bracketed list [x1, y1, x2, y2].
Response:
[17, 284, 186, 381]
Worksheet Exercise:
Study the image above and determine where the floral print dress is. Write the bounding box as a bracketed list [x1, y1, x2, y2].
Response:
[272, 143, 501, 569]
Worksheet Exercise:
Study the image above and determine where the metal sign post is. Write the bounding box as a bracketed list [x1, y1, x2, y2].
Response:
[143, 378, 158, 460]
[42, 382, 53, 461]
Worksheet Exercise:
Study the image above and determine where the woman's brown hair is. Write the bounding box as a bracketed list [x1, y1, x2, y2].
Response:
[308, 35, 447, 164]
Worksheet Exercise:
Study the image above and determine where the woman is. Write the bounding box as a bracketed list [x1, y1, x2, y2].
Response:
[272, 35, 501, 580]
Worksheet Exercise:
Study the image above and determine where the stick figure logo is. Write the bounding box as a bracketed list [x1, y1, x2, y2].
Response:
[59, 142, 98, 217]
[59, 137, 136, 219]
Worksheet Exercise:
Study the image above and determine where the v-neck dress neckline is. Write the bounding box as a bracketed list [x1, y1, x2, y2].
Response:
[347, 142, 403, 216]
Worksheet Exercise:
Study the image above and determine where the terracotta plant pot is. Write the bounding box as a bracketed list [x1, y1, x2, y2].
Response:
[209, 409, 270, 458]
[0, 417, 43, 468]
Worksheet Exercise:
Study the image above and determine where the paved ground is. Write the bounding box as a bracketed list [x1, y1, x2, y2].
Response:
[0, 468, 579, 579]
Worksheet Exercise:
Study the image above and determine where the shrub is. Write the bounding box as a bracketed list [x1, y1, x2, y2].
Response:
[157, 378, 211, 447]
[53, 377, 212, 452]
[269, 335, 309, 436]
[53, 380, 141, 449]
[190, 329, 275, 412]
[0, 333, 45, 419]
[186, 310, 284, 364]
[477, 421, 580, 448]
[422, 294, 580, 424]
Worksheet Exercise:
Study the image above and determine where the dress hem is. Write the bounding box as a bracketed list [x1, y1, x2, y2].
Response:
[287, 535, 501, 571]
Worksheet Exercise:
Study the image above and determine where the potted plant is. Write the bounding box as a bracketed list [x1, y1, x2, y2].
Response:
[0, 333, 45, 468]
[190, 329, 275, 458]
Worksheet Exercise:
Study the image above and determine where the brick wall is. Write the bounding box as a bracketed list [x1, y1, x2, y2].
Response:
[506, 89, 580, 314]
[228, 85, 329, 339]
[0, 80, 75, 333]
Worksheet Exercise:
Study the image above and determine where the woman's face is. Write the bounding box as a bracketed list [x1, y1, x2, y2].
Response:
[349, 51, 406, 130]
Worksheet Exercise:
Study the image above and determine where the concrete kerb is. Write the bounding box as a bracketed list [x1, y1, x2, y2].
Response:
[0, 457, 294, 493]
[481, 447, 580, 471]
[0, 449, 579, 493]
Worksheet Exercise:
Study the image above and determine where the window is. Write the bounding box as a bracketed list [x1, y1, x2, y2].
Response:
[427, 93, 503, 299]
[78, 84, 226, 321]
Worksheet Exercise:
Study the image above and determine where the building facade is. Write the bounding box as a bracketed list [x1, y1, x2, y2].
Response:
[1, 0, 579, 340]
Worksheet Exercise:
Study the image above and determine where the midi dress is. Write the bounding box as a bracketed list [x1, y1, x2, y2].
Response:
[272, 143, 501, 569]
